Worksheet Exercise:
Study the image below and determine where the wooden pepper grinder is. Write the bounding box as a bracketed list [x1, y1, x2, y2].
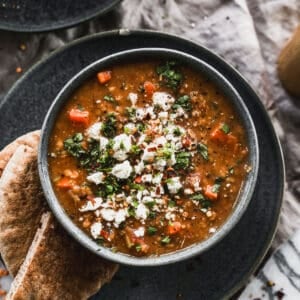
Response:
[278, 25, 300, 97]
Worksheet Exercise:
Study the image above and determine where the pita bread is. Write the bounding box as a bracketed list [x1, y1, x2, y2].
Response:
[0, 130, 40, 178]
[0, 144, 46, 276]
[7, 212, 118, 300]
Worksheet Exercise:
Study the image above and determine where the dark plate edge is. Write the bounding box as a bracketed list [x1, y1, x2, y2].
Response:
[0, 0, 121, 33]
[0, 29, 285, 299]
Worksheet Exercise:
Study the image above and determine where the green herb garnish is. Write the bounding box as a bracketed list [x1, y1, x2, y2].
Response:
[174, 151, 191, 170]
[212, 183, 221, 193]
[126, 107, 136, 120]
[102, 113, 117, 138]
[104, 95, 117, 104]
[173, 127, 182, 136]
[191, 193, 212, 209]
[172, 94, 192, 112]
[168, 200, 176, 208]
[135, 244, 142, 252]
[161, 236, 171, 244]
[63, 133, 85, 158]
[197, 143, 209, 161]
[221, 123, 230, 134]
[147, 226, 158, 235]
[156, 61, 182, 90]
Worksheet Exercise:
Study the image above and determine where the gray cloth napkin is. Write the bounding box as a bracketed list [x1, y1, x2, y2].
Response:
[0, 0, 299, 297]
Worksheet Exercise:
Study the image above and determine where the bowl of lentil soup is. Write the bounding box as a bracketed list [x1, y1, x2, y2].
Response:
[39, 48, 259, 266]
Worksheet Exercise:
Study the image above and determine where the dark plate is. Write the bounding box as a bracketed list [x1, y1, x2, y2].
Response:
[0, 30, 284, 299]
[0, 0, 121, 32]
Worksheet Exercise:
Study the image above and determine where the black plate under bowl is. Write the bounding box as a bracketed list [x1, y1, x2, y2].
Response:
[0, 30, 284, 299]
[0, 0, 121, 32]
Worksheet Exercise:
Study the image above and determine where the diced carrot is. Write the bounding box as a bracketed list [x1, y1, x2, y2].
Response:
[97, 71, 112, 84]
[56, 177, 74, 189]
[68, 108, 89, 126]
[140, 242, 150, 253]
[210, 127, 228, 143]
[144, 81, 155, 96]
[204, 185, 218, 201]
[134, 176, 142, 183]
[167, 221, 182, 235]
[101, 229, 115, 241]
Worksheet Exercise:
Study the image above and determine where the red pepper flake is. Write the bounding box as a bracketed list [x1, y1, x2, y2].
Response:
[147, 146, 157, 152]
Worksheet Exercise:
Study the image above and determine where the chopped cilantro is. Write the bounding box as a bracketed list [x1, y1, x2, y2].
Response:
[102, 175, 120, 195]
[130, 144, 142, 155]
[156, 61, 182, 90]
[145, 201, 156, 209]
[161, 236, 171, 244]
[212, 183, 221, 193]
[128, 207, 136, 217]
[174, 151, 191, 170]
[173, 127, 182, 136]
[191, 193, 212, 209]
[149, 211, 156, 219]
[228, 167, 234, 175]
[63, 133, 85, 158]
[147, 226, 158, 235]
[137, 123, 146, 132]
[102, 113, 117, 138]
[126, 107, 136, 120]
[221, 123, 230, 134]
[172, 95, 192, 112]
[103, 95, 117, 104]
[197, 143, 209, 161]
[168, 200, 176, 207]
[130, 183, 145, 191]
[135, 244, 142, 252]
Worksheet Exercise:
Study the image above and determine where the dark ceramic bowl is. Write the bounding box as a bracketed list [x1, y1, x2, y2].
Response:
[38, 48, 259, 266]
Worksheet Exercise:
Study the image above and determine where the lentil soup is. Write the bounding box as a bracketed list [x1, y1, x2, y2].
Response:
[48, 59, 250, 256]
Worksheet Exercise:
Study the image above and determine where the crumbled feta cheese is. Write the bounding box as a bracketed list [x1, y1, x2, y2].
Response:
[152, 173, 163, 185]
[142, 148, 156, 162]
[167, 152, 176, 166]
[165, 211, 176, 221]
[154, 159, 167, 171]
[134, 160, 144, 175]
[101, 208, 116, 222]
[113, 134, 132, 161]
[167, 177, 182, 194]
[99, 136, 109, 151]
[145, 106, 156, 119]
[111, 160, 133, 179]
[152, 92, 175, 111]
[184, 188, 194, 195]
[90, 222, 103, 239]
[114, 209, 127, 227]
[79, 197, 103, 212]
[86, 122, 102, 140]
[142, 174, 153, 183]
[136, 190, 143, 201]
[128, 92, 138, 106]
[134, 227, 145, 237]
[158, 111, 168, 120]
[153, 136, 167, 147]
[86, 172, 105, 185]
[136, 108, 146, 120]
[142, 196, 153, 203]
[135, 203, 149, 220]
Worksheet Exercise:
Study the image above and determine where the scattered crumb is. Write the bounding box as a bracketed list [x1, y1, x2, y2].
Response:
[274, 289, 285, 299]
[16, 67, 22, 73]
[267, 280, 275, 287]
[176, 293, 183, 299]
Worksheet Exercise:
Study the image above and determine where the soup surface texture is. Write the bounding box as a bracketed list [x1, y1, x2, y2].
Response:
[48, 60, 250, 256]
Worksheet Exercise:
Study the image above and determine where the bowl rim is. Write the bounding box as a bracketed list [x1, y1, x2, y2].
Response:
[38, 47, 259, 266]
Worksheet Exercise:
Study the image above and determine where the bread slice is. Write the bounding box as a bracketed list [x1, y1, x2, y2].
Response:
[0, 130, 40, 177]
[7, 212, 118, 300]
[0, 145, 46, 276]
